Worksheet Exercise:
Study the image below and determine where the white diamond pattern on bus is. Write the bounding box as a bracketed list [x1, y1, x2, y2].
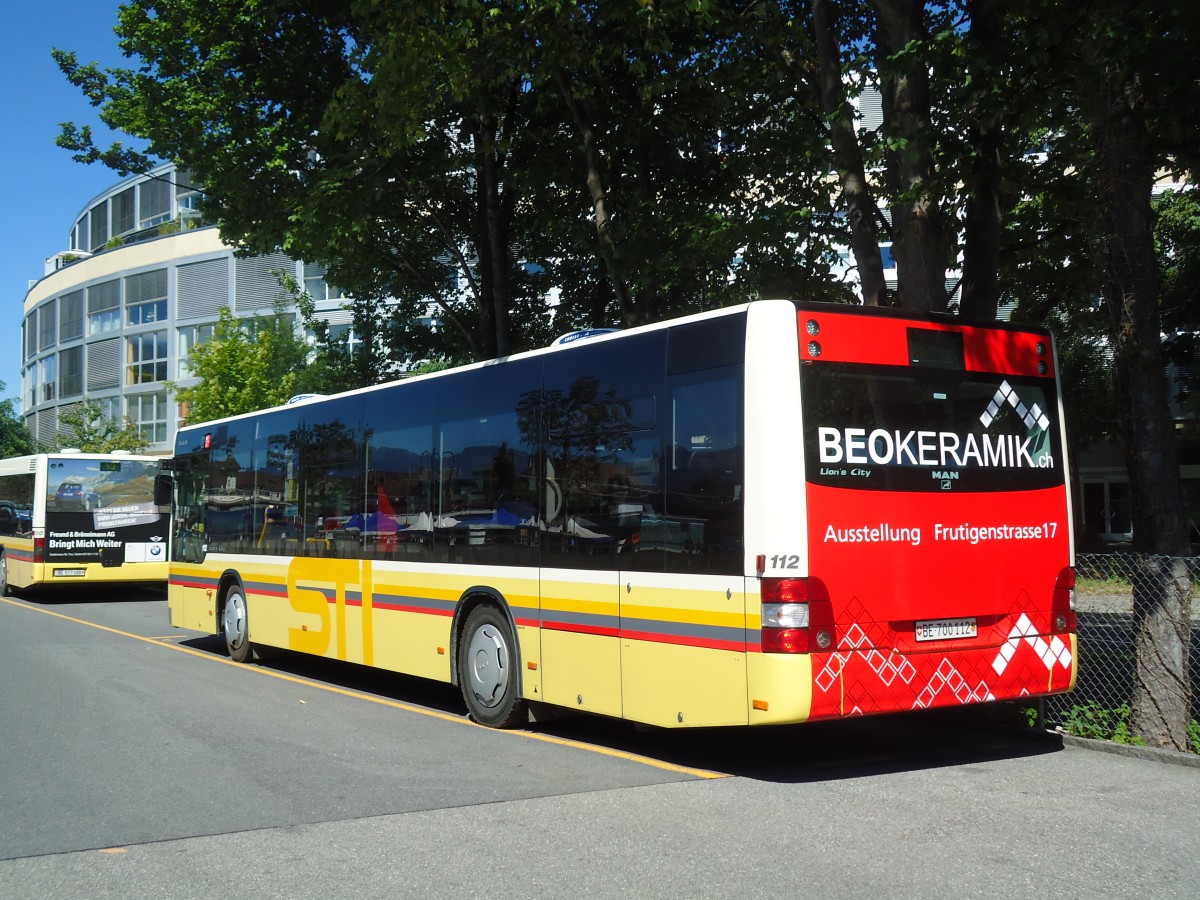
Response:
[980, 380, 1050, 432]
[914, 658, 995, 709]
[991, 613, 1073, 676]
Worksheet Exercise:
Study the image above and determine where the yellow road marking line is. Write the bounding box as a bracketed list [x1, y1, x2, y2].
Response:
[2, 596, 726, 780]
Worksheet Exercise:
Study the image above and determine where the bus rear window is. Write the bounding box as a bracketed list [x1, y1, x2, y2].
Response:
[802, 363, 1063, 493]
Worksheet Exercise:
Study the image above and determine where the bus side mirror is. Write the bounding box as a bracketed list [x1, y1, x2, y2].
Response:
[154, 474, 174, 507]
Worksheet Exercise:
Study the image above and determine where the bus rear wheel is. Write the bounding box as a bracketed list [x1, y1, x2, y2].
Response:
[458, 605, 525, 728]
[0, 552, 8, 596]
[222, 586, 253, 663]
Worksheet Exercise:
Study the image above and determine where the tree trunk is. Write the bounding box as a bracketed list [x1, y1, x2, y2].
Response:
[554, 69, 639, 327]
[1095, 66, 1193, 751]
[476, 113, 512, 358]
[874, 0, 949, 313]
[958, 0, 1002, 322]
[811, 0, 888, 306]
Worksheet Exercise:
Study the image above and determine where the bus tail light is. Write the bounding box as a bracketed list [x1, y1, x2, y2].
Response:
[761, 578, 834, 653]
[33, 537, 45, 564]
[1052, 566, 1077, 634]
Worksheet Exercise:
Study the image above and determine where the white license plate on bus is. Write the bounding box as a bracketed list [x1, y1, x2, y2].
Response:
[53, 568, 86, 577]
[915, 617, 977, 642]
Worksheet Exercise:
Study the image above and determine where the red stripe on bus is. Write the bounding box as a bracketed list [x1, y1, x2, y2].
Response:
[541, 620, 620, 638]
[619, 628, 745, 653]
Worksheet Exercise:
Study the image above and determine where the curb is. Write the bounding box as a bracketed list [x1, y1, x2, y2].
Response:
[1055, 730, 1200, 769]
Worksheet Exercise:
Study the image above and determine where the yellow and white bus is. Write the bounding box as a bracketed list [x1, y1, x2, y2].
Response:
[0, 451, 170, 595]
[166, 300, 1075, 728]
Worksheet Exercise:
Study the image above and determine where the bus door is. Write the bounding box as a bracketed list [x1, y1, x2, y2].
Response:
[536, 334, 667, 720]
[620, 360, 749, 728]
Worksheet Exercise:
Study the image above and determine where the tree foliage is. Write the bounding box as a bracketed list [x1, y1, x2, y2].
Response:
[170, 305, 311, 424]
[56, 401, 151, 453]
[0, 383, 36, 459]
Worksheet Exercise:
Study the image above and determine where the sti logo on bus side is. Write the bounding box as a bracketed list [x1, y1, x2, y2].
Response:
[818, 381, 1052, 471]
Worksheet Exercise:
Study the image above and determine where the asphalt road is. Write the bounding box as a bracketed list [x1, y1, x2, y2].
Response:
[1, 588, 1197, 899]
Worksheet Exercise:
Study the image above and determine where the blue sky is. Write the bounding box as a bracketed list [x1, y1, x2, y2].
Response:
[0, 2, 138, 413]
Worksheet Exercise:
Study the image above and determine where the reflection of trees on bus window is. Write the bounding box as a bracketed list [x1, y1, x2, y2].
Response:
[294, 402, 364, 553]
[434, 362, 540, 567]
[533, 376, 648, 529]
[0, 471, 33, 537]
[539, 332, 668, 572]
[664, 367, 744, 571]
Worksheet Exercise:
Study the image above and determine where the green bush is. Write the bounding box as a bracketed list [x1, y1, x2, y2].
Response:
[1061, 702, 1147, 746]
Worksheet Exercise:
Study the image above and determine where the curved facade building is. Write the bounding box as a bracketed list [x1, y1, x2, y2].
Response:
[21, 163, 347, 452]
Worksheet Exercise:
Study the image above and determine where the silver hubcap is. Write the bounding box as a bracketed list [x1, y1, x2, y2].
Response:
[223, 593, 247, 651]
[0, 556, 6, 593]
[466, 623, 509, 708]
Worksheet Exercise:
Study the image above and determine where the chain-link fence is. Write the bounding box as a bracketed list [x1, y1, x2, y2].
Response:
[1040, 552, 1200, 739]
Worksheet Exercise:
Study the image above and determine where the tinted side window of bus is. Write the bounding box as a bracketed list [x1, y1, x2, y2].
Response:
[664, 366, 744, 575]
[204, 419, 258, 553]
[297, 397, 365, 557]
[364, 380, 437, 564]
[542, 332, 666, 571]
[434, 359, 542, 567]
[0, 473, 32, 537]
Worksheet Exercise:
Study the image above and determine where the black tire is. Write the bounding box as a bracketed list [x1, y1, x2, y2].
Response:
[0, 551, 9, 597]
[458, 604, 525, 728]
[221, 585, 253, 663]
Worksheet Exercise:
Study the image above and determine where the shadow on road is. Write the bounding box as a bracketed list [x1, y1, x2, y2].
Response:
[546, 708, 1063, 783]
[180, 633, 1064, 782]
[13, 584, 167, 604]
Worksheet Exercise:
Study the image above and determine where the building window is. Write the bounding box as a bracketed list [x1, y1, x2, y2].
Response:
[880, 243, 896, 270]
[25, 313, 36, 360]
[59, 347, 83, 398]
[96, 395, 121, 424]
[303, 262, 345, 301]
[127, 331, 168, 385]
[306, 322, 362, 354]
[88, 280, 121, 335]
[139, 178, 171, 228]
[126, 269, 168, 326]
[130, 392, 168, 444]
[178, 322, 215, 379]
[111, 187, 135, 237]
[38, 300, 56, 351]
[59, 291, 84, 342]
[38, 356, 57, 403]
[89, 202, 108, 250]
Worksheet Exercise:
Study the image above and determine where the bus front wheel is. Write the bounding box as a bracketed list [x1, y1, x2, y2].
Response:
[0, 552, 8, 596]
[458, 605, 525, 728]
[222, 586, 253, 663]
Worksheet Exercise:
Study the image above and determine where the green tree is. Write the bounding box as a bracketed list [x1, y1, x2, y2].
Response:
[56, 401, 151, 453]
[54, 1, 553, 363]
[0, 383, 35, 458]
[53, 1, 856, 364]
[170, 305, 309, 424]
[991, 0, 1199, 750]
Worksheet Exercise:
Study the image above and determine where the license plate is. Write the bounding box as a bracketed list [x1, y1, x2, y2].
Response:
[53, 568, 86, 577]
[915, 617, 977, 642]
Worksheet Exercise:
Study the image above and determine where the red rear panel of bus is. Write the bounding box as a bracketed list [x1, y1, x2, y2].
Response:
[798, 307, 1075, 718]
